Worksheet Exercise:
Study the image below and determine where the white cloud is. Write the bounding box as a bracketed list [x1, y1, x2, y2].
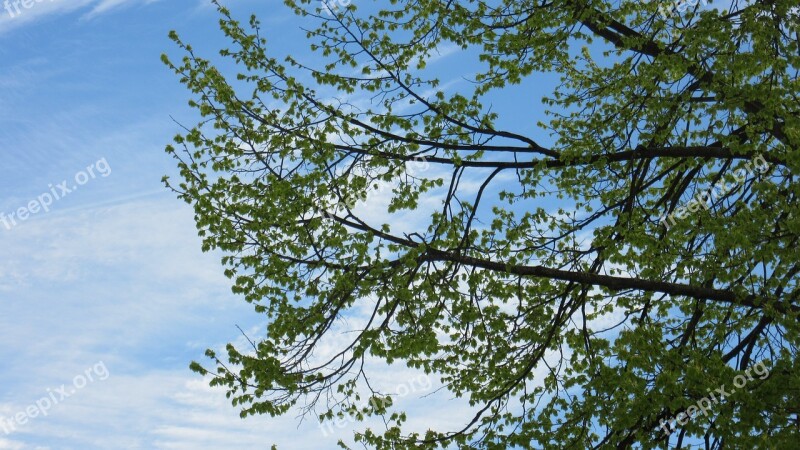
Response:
[0, 196, 478, 449]
[0, 0, 160, 34]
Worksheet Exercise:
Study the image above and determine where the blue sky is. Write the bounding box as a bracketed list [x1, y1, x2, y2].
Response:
[0, 2, 772, 448]
[0, 1, 587, 448]
[0, 1, 467, 448]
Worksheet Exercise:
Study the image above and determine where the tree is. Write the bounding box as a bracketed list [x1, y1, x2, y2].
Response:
[162, 0, 800, 448]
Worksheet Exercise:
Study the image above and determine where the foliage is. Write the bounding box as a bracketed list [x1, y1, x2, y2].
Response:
[164, 0, 800, 447]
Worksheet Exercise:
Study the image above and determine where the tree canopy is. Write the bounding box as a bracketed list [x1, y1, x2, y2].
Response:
[163, 0, 800, 447]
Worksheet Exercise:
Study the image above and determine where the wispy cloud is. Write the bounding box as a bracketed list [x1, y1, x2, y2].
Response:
[0, 197, 475, 449]
[0, 0, 159, 33]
